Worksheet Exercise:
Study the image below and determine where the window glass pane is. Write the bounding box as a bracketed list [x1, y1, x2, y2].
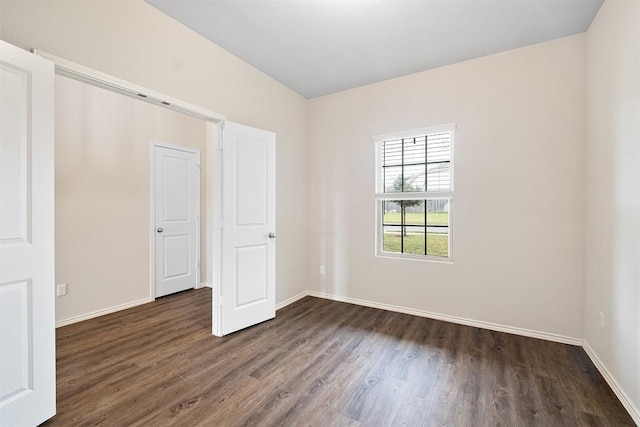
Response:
[426, 162, 450, 191]
[404, 200, 426, 255]
[426, 200, 449, 226]
[426, 199, 449, 257]
[384, 166, 427, 193]
[403, 226, 425, 255]
[403, 199, 425, 225]
[427, 230, 449, 257]
[383, 166, 403, 193]
[403, 164, 426, 192]
[427, 132, 451, 163]
[403, 136, 426, 165]
[382, 139, 403, 167]
[383, 201, 402, 225]
[382, 225, 401, 253]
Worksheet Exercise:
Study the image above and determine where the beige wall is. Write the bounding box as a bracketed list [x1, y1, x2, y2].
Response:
[4, 4, 639, 418]
[55, 75, 206, 322]
[584, 0, 640, 418]
[307, 35, 586, 340]
[1, 0, 309, 316]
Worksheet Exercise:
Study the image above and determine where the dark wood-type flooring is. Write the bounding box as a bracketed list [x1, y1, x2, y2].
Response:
[43, 288, 634, 426]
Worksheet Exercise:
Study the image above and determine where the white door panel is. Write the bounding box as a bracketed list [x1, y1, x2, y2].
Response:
[218, 121, 275, 336]
[0, 40, 56, 426]
[163, 234, 191, 278]
[235, 137, 268, 226]
[153, 145, 199, 298]
[0, 63, 29, 244]
[235, 244, 268, 307]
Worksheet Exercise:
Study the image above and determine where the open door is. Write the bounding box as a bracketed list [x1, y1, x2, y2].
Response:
[0, 41, 56, 426]
[214, 121, 276, 336]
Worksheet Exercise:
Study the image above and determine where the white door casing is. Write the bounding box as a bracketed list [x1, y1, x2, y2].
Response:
[153, 143, 199, 298]
[216, 121, 276, 336]
[0, 41, 56, 426]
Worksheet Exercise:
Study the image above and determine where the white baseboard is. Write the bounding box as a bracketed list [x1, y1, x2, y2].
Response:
[55, 297, 153, 328]
[55, 288, 582, 346]
[276, 291, 308, 310]
[56, 284, 208, 328]
[306, 291, 583, 346]
[583, 341, 640, 425]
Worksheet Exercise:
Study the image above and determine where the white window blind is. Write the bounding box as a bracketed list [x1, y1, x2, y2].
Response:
[381, 131, 452, 194]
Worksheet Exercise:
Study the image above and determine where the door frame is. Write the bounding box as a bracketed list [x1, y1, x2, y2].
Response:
[149, 141, 202, 300]
[209, 125, 223, 335]
[33, 50, 227, 334]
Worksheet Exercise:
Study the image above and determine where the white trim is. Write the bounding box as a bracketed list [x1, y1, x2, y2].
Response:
[32, 50, 226, 123]
[306, 291, 583, 346]
[376, 253, 455, 264]
[150, 142, 201, 299]
[210, 122, 224, 337]
[151, 141, 200, 155]
[583, 341, 640, 425]
[55, 297, 153, 328]
[375, 192, 453, 201]
[197, 282, 209, 289]
[275, 291, 308, 311]
[373, 123, 457, 143]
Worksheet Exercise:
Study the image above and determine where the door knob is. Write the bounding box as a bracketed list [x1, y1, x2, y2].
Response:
[268, 232, 276, 239]
[157, 228, 163, 233]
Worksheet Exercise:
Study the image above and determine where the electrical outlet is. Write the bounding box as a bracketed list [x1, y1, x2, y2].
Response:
[56, 283, 67, 297]
[319, 265, 326, 275]
[600, 312, 605, 330]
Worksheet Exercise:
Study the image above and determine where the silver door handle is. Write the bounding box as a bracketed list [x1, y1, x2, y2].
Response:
[157, 228, 163, 233]
[268, 232, 276, 239]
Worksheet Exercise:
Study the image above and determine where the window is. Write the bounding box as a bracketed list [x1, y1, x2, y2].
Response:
[374, 124, 455, 261]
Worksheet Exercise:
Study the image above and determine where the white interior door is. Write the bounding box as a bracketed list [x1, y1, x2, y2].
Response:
[0, 41, 56, 426]
[153, 144, 199, 298]
[216, 121, 276, 336]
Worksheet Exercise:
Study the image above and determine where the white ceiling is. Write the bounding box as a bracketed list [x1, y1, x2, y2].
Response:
[146, 0, 603, 99]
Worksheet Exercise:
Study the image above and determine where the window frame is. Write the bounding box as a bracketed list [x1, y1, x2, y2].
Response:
[374, 124, 456, 263]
